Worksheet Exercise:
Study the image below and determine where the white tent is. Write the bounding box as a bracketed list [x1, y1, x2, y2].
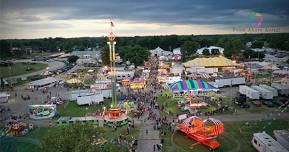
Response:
[29, 77, 62, 88]
[76, 93, 104, 105]
[173, 48, 182, 55]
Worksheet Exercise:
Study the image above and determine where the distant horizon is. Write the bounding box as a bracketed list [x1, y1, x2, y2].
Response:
[1, 31, 289, 40]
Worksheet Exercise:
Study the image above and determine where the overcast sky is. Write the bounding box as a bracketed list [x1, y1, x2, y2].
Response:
[1, 0, 289, 39]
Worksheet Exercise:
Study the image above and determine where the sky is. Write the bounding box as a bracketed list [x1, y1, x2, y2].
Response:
[0, 0, 289, 39]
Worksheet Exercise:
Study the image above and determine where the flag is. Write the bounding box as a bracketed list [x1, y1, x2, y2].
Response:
[110, 21, 114, 27]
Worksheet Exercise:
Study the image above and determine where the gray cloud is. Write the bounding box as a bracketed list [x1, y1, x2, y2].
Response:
[1, 0, 289, 25]
[0, 0, 288, 38]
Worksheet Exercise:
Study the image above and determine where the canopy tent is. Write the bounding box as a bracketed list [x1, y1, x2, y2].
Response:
[29, 77, 61, 88]
[170, 80, 218, 93]
[183, 56, 238, 68]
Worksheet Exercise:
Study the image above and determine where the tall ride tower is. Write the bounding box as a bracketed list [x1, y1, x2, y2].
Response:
[107, 28, 121, 118]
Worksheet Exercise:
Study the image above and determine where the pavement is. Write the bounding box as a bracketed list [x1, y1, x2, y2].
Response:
[136, 115, 161, 152]
[137, 56, 161, 152]
[204, 112, 289, 122]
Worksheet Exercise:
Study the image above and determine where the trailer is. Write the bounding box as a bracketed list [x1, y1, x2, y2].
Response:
[274, 130, 289, 150]
[214, 77, 245, 88]
[76, 93, 104, 105]
[259, 84, 278, 97]
[271, 83, 289, 96]
[239, 85, 260, 100]
[252, 132, 288, 152]
[251, 85, 274, 100]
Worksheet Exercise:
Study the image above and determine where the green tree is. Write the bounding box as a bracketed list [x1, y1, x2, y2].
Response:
[211, 49, 220, 55]
[67, 55, 79, 63]
[251, 41, 264, 48]
[224, 39, 244, 58]
[202, 49, 210, 56]
[118, 45, 149, 66]
[180, 41, 200, 61]
[0, 40, 12, 58]
[243, 49, 264, 60]
[100, 45, 110, 65]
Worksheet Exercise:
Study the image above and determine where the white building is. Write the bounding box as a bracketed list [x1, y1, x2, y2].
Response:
[91, 80, 112, 90]
[149, 47, 173, 60]
[108, 70, 135, 81]
[197, 46, 224, 55]
[173, 48, 182, 61]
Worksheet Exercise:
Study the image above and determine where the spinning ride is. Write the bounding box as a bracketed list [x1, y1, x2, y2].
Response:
[178, 116, 224, 150]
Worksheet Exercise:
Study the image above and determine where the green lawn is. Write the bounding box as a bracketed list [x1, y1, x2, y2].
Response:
[22, 124, 139, 152]
[0, 63, 47, 78]
[164, 119, 289, 152]
[57, 99, 112, 117]
[157, 95, 181, 116]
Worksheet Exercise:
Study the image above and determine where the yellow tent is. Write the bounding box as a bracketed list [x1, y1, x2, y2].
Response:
[183, 56, 238, 68]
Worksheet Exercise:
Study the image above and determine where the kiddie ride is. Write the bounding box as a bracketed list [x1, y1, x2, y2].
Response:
[177, 116, 224, 150]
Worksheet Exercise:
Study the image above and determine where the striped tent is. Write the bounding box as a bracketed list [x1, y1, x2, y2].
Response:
[170, 80, 217, 93]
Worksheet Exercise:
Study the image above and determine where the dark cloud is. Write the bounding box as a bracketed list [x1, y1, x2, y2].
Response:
[1, 0, 289, 28]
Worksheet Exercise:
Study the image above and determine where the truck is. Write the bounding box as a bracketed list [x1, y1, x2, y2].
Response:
[239, 85, 260, 100]
[259, 84, 278, 97]
[252, 132, 288, 152]
[251, 85, 274, 100]
[271, 83, 289, 96]
[214, 77, 245, 88]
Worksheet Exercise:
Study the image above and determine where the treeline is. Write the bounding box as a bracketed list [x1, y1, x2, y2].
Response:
[1, 33, 289, 59]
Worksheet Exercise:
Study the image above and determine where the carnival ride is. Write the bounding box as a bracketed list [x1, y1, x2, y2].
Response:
[100, 22, 128, 127]
[6, 121, 28, 136]
[178, 116, 224, 150]
[28, 104, 56, 119]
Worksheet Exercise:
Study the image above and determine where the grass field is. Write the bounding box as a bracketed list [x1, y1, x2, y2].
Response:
[24, 124, 139, 152]
[0, 63, 47, 78]
[163, 119, 289, 152]
[57, 99, 112, 117]
[2, 118, 139, 152]
[157, 95, 181, 116]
